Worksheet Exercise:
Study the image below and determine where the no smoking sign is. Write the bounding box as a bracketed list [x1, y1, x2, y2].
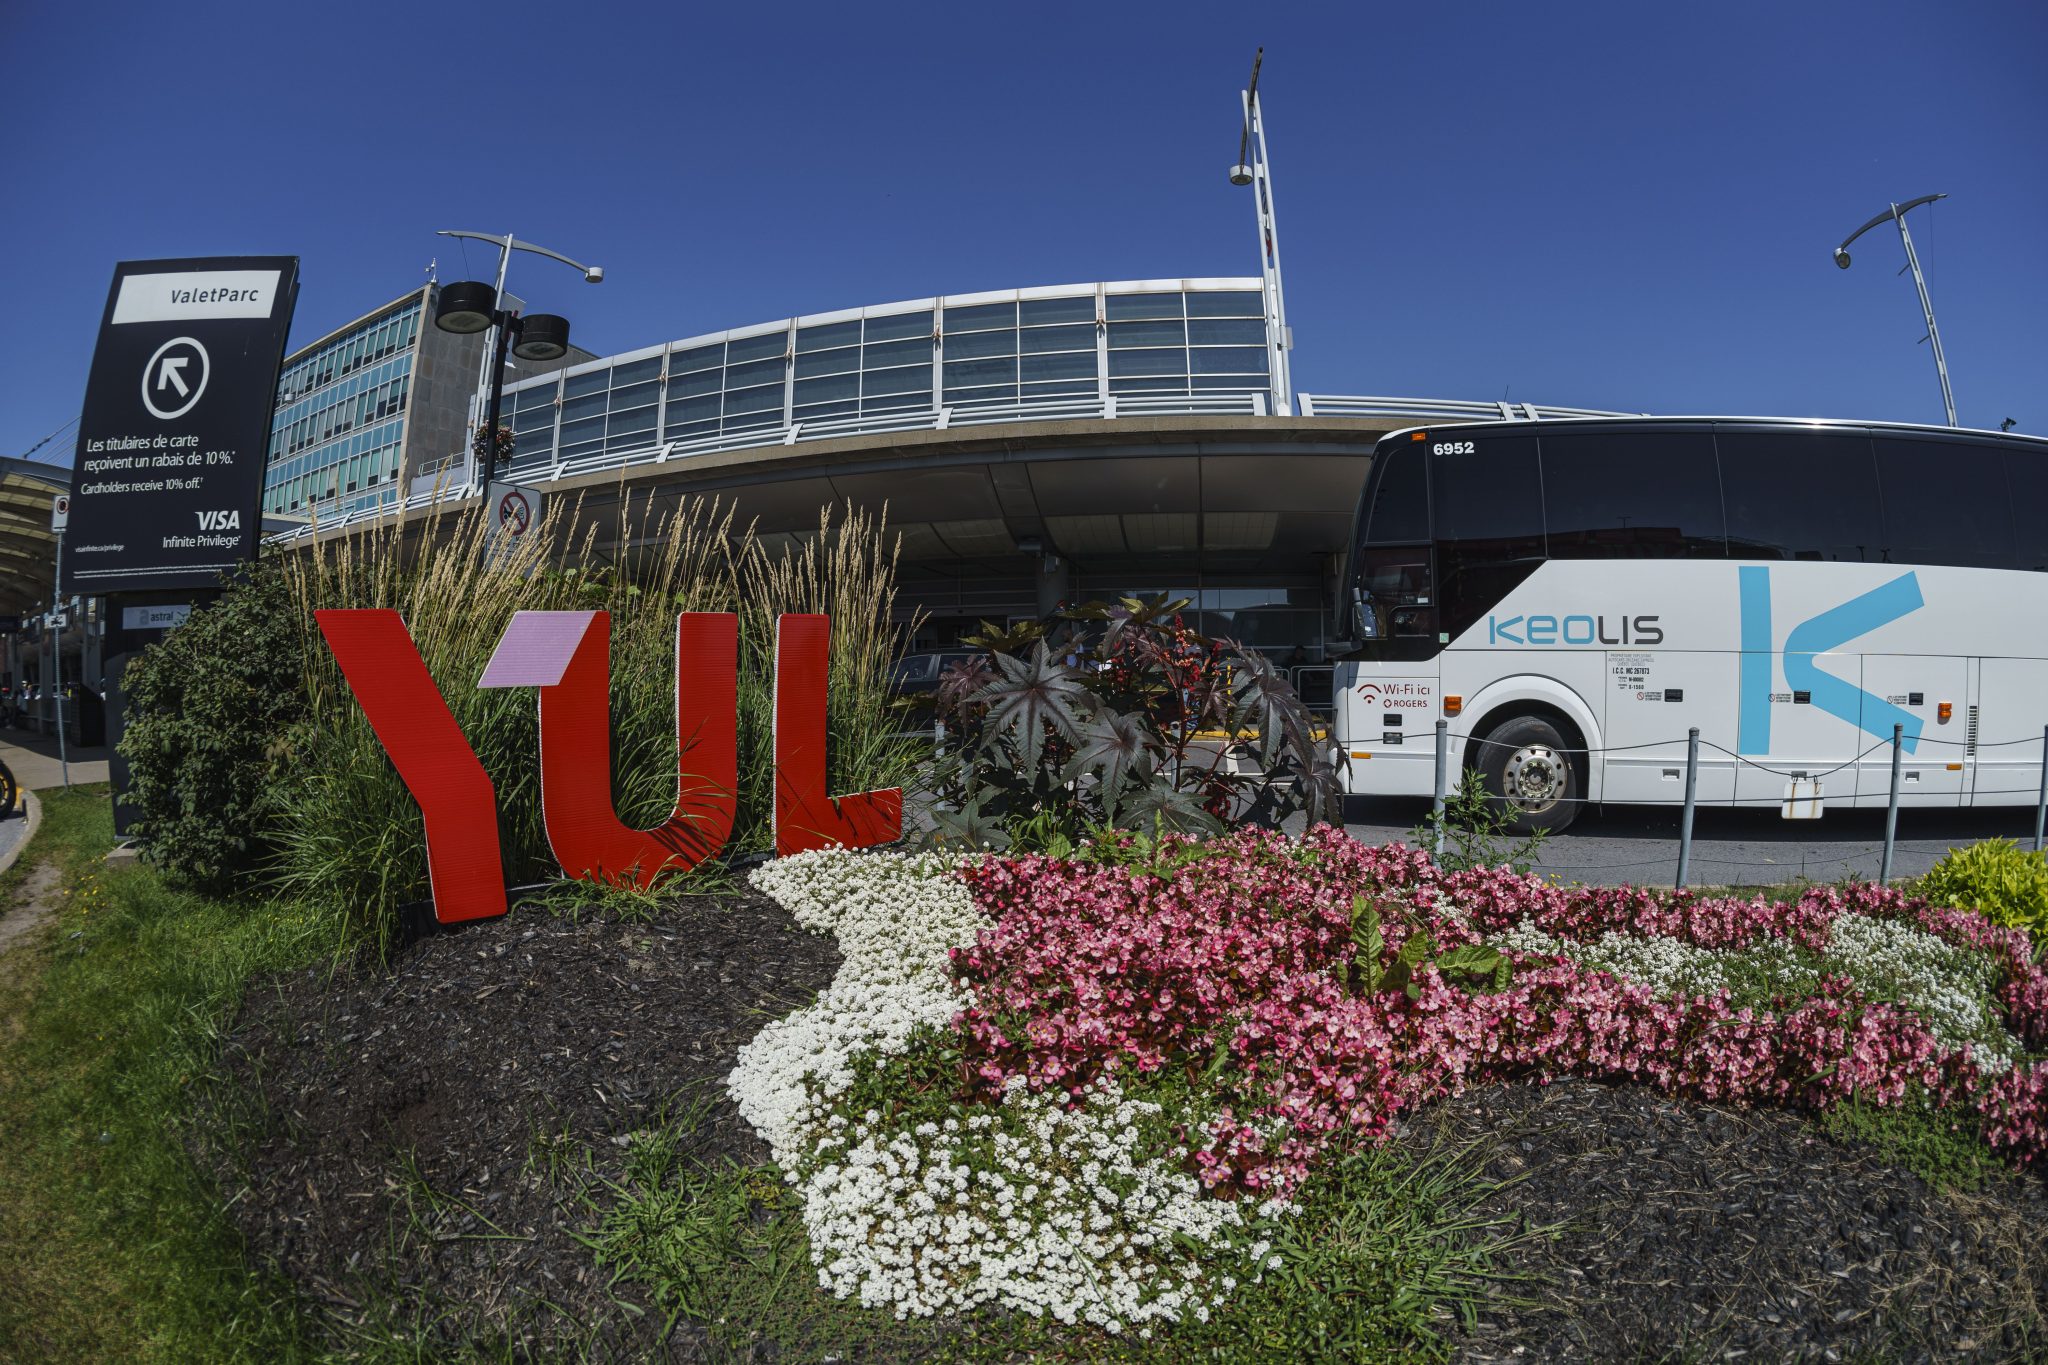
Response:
[489, 483, 542, 541]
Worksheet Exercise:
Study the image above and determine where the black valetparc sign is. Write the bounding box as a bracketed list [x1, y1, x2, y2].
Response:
[63, 256, 299, 594]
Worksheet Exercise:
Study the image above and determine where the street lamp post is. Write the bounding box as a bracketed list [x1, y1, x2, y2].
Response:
[430, 282, 575, 488]
[1227, 48, 1293, 416]
[434, 231, 603, 489]
[1832, 194, 1957, 428]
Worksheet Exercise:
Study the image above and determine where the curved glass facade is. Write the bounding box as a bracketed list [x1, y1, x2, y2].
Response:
[500, 279, 1272, 471]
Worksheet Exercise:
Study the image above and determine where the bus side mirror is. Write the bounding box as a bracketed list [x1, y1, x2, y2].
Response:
[1351, 587, 1379, 640]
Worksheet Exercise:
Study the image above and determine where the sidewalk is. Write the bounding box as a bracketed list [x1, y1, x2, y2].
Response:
[0, 729, 109, 791]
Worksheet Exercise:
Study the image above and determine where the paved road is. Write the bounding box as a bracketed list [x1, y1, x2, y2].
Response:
[1341, 795, 2043, 889]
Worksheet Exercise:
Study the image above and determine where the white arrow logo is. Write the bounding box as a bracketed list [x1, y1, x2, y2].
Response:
[142, 336, 209, 420]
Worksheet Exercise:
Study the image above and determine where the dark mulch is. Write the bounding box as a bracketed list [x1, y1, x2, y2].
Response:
[193, 891, 841, 1359]
[1407, 1077, 2048, 1363]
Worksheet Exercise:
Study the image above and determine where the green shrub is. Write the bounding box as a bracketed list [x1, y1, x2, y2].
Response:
[117, 563, 312, 893]
[1918, 837, 2048, 939]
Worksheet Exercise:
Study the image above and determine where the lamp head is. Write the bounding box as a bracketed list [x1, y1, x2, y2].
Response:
[1228, 164, 1255, 186]
[1833, 247, 1852, 270]
[510, 314, 571, 361]
[434, 280, 499, 333]
[583, 266, 604, 284]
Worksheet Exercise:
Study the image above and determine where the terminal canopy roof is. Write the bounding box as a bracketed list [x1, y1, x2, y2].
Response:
[0, 457, 69, 614]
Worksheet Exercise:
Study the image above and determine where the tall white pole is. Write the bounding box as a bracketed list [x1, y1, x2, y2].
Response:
[1242, 88, 1293, 415]
[1892, 207, 1957, 428]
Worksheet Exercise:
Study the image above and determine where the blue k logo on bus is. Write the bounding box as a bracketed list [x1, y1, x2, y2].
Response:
[1737, 567, 1925, 756]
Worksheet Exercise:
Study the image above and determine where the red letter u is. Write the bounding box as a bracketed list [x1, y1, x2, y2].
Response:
[773, 613, 902, 855]
[482, 611, 737, 885]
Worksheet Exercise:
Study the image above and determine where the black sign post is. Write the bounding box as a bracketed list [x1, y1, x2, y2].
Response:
[64, 256, 298, 595]
[65, 256, 298, 834]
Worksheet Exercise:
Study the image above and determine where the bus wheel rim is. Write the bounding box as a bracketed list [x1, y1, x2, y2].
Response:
[1503, 744, 1565, 811]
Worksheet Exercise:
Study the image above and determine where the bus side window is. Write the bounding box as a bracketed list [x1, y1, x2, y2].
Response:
[1718, 429, 1884, 562]
[1431, 436, 1545, 639]
[2007, 451, 2048, 573]
[1873, 435, 2015, 570]
[1364, 444, 1429, 544]
[1540, 431, 1725, 559]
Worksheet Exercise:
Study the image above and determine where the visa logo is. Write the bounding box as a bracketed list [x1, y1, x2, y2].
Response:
[196, 510, 241, 531]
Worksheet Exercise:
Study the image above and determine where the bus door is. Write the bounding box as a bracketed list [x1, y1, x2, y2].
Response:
[1853, 656, 1969, 807]
[1733, 651, 1866, 812]
[1970, 658, 2048, 808]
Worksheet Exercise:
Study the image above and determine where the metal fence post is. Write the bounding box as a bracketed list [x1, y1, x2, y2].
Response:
[1879, 722, 1904, 885]
[1676, 727, 1699, 889]
[1431, 718, 1449, 858]
[2035, 723, 2047, 854]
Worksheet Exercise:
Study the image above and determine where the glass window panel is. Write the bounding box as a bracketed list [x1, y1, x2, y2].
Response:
[1021, 378, 1098, 397]
[1190, 346, 1269, 375]
[862, 337, 931, 368]
[1106, 293, 1183, 321]
[664, 417, 718, 440]
[796, 320, 861, 352]
[1020, 296, 1096, 326]
[561, 392, 607, 423]
[944, 301, 1016, 332]
[607, 407, 657, 438]
[863, 311, 931, 343]
[1431, 436, 1547, 639]
[1109, 348, 1186, 377]
[668, 393, 721, 425]
[564, 368, 609, 399]
[512, 406, 555, 435]
[944, 383, 1018, 404]
[1874, 436, 2014, 569]
[795, 347, 859, 379]
[1109, 376, 1188, 393]
[2006, 451, 2048, 572]
[1020, 351, 1096, 383]
[1719, 430, 1882, 561]
[1364, 445, 1429, 544]
[1540, 431, 1725, 559]
[1188, 317, 1267, 346]
[671, 342, 723, 372]
[794, 373, 860, 405]
[863, 365, 932, 398]
[943, 328, 1016, 361]
[725, 331, 787, 365]
[1109, 319, 1186, 348]
[944, 357, 1017, 387]
[1020, 323, 1095, 354]
[667, 368, 721, 399]
[607, 380, 658, 412]
[557, 415, 604, 447]
[723, 384, 784, 416]
[1184, 290, 1264, 317]
[611, 356, 661, 386]
[724, 356, 785, 388]
[794, 398, 859, 421]
[1192, 374, 1266, 390]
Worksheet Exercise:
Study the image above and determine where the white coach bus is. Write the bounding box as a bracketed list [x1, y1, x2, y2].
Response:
[1331, 417, 2048, 831]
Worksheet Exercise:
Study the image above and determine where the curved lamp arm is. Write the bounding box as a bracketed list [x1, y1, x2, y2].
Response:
[1835, 192, 1945, 254]
[436, 229, 603, 281]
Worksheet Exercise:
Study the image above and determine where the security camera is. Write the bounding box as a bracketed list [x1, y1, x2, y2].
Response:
[584, 266, 605, 284]
[1833, 248, 1852, 270]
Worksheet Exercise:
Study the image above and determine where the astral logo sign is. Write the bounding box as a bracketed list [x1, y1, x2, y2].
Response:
[319, 609, 901, 925]
[1486, 613, 1663, 646]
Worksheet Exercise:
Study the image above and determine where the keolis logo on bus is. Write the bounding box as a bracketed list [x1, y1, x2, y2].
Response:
[1486, 613, 1663, 646]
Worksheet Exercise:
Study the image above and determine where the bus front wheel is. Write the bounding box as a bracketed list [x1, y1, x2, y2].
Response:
[1474, 714, 1581, 834]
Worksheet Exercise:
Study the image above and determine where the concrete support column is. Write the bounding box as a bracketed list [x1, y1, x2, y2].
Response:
[1035, 553, 1070, 619]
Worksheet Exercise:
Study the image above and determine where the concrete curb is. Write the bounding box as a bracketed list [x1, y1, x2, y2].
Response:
[0, 788, 44, 880]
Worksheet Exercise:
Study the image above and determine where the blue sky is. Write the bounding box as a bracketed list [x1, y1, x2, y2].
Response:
[2, 0, 2042, 464]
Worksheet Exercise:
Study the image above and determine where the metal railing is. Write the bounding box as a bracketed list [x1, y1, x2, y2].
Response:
[264, 389, 1642, 545]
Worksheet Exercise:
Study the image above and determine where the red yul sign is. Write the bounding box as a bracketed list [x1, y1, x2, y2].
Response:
[319, 609, 901, 924]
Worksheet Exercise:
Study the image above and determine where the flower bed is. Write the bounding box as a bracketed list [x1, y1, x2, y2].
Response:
[730, 827, 2048, 1333]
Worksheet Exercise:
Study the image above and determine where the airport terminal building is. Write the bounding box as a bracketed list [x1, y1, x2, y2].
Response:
[266, 273, 1630, 661]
